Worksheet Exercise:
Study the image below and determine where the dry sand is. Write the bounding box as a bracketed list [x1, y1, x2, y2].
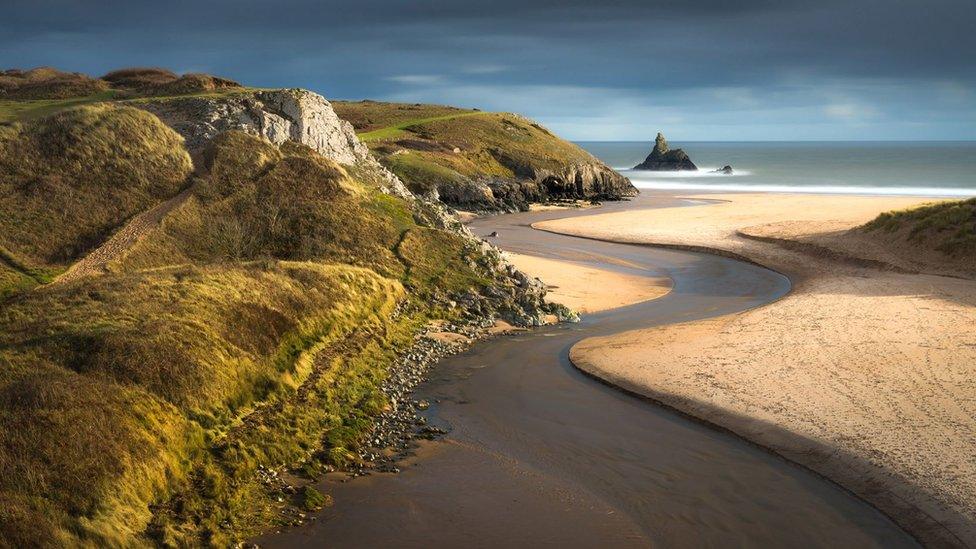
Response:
[505, 252, 670, 313]
[535, 193, 976, 547]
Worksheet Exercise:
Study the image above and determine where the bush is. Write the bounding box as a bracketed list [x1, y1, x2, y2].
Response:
[301, 486, 331, 511]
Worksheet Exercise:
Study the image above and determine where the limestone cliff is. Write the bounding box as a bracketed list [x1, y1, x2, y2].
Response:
[137, 89, 409, 198]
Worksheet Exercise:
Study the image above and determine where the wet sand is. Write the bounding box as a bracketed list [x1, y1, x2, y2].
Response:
[256, 196, 916, 548]
[538, 192, 976, 547]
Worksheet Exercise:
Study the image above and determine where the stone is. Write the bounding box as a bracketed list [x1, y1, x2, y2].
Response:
[712, 165, 734, 175]
[634, 132, 697, 171]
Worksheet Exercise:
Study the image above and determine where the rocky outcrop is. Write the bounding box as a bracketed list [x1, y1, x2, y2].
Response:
[634, 132, 697, 171]
[138, 89, 412, 198]
[137, 89, 367, 164]
[535, 162, 637, 200]
[712, 165, 734, 175]
[138, 87, 564, 327]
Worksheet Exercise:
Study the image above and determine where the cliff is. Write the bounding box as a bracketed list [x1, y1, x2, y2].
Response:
[634, 132, 697, 171]
[0, 69, 574, 546]
[332, 101, 637, 211]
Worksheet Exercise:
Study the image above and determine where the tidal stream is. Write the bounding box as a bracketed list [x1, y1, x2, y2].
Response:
[259, 194, 916, 548]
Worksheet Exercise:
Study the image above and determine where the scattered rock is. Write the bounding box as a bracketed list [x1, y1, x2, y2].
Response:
[711, 165, 734, 175]
[634, 132, 697, 171]
[488, 231, 499, 238]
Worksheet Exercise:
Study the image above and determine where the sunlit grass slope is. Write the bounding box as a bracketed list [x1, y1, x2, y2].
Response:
[0, 108, 498, 545]
[333, 100, 607, 203]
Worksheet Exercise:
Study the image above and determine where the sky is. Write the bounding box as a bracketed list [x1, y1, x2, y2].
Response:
[2, 0, 975, 140]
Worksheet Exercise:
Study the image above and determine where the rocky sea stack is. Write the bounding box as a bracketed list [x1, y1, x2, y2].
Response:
[634, 132, 697, 171]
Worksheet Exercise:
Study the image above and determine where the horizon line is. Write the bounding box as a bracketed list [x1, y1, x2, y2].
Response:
[572, 139, 976, 143]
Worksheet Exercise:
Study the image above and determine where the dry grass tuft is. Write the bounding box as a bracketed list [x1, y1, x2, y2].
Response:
[864, 198, 976, 258]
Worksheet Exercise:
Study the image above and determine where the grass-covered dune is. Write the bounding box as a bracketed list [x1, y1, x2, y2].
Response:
[332, 100, 636, 210]
[864, 197, 976, 258]
[0, 91, 554, 546]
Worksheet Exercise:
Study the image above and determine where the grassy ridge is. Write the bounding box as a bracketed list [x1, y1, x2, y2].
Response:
[0, 66, 244, 124]
[358, 111, 486, 142]
[864, 198, 976, 257]
[0, 104, 499, 545]
[333, 101, 606, 205]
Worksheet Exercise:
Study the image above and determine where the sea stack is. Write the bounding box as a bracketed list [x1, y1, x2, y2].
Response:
[634, 132, 697, 171]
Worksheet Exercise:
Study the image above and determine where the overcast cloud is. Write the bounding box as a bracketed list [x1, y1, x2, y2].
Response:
[2, 0, 974, 139]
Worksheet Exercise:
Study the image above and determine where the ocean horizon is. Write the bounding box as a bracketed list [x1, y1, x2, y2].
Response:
[578, 141, 976, 197]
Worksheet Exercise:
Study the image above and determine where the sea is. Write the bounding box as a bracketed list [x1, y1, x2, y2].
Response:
[577, 141, 976, 197]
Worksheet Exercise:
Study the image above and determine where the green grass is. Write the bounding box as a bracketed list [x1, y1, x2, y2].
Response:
[864, 198, 976, 257]
[0, 90, 122, 123]
[356, 111, 486, 142]
[380, 151, 473, 196]
[0, 70, 247, 124]
[332, 100, 477, 134]
[0, 245, 61, 299]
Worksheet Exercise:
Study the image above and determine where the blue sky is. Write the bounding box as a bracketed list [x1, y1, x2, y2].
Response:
[3, 0, 975, 140]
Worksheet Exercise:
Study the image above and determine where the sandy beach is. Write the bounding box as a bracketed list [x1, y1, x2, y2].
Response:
[505, 252, 670, 313]
[535, 193, 976, 547]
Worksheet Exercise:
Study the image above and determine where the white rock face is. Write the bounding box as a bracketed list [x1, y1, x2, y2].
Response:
[138, 88, 410, 196]
[255, 89, 369, 165]
[139, 89, 367, 165]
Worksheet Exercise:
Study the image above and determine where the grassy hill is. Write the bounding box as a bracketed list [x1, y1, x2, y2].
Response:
[0, 104, 192, 298]
[332, 100, 636, 210]
[0, 73, 563, 546]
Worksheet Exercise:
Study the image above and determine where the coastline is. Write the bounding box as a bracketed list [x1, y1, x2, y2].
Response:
[535, 192, 976, 547]
[258, 195, 918, 547]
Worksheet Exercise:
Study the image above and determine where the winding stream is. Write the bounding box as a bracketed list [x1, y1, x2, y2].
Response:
[259, 194, 917, 548]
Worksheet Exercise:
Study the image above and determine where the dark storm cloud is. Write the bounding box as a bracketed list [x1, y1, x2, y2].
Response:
[2, 0, 974, 139]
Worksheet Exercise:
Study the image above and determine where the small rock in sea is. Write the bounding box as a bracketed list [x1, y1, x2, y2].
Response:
[488, 231, 499, 238]
[415, 399, 430, 410]
[633, 132, 697, 171]
[711, 165, 734, 175]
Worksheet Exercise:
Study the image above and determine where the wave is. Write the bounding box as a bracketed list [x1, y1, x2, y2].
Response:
[627, 179, 976, 197]
[614, 166, 753, 177]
